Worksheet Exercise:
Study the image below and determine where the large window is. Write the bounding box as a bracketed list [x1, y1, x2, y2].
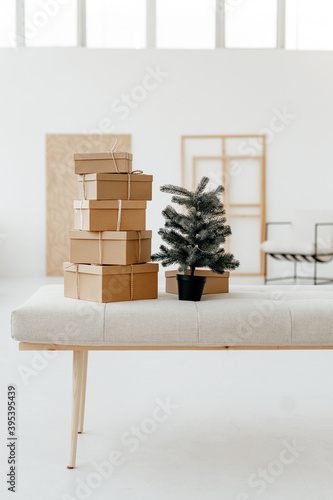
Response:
[2, 0, 333, 50]
[225, 0, 278, 48]
[86, 0, 146, 48]
[156, 0, 215, 49]
[24, 0, 77, 47]
[0, 0, 16, 47]
[286, 0, 333, 50]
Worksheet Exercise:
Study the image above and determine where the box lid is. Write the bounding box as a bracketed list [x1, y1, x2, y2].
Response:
[64, 262, 158, 276]
[73, 200, 146, 210]
[74, 152, 132, 161]
[165, 269, 230, 278]
[77, 173, 153, 182]
[70, 230, 152, 241]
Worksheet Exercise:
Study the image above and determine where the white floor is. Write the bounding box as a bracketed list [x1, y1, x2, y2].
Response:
[2, 277, 333, 500]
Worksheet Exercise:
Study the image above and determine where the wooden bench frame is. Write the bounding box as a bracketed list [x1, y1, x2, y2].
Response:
[19, 342, 333, 468]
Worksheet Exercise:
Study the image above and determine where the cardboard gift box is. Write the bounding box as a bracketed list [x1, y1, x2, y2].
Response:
[64, 262, 159, 303]
[165, 269, 230, 294]
[73, 200, 146, 232]
[70, 230, 152, 266]
[78, 173, 153, 201]
[74, 152, 132, 174]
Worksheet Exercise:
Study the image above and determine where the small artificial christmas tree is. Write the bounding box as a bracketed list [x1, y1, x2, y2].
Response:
[151, 176, 240, 278]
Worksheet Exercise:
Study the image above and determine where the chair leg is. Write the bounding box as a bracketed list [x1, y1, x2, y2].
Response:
[314, 260, 318, 285]
[294, 261, 297, 283]
[78, 351, 88, 434]
[264, 253, 268, 284]
[67, 351, 84, 469]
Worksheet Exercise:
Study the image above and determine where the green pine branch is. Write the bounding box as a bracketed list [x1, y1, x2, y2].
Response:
[151, 176, 240, 275]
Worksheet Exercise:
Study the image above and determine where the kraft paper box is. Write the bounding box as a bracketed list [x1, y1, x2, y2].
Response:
[165, 270, 230, 294]
[73, 200, 146, 232]
[78, 173, 153, 201]
[64, 262, 159, 303]
[74, 152, 132, 174]
[70, 230, 152, 266]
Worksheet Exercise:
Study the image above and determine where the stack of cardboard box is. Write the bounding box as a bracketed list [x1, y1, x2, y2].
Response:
[64, 151, 158, 303]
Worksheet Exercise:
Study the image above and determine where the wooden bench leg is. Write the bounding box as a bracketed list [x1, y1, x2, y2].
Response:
[67, 351, 84, 469]
[78, 351, 88, 434]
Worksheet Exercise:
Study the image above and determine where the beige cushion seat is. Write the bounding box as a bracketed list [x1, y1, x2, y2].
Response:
[11, 284, 333, 347]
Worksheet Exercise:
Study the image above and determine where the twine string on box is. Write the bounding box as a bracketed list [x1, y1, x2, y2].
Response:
[107, 139, 119, 173]
[137, 231, 141, 263]
[79, 199, 83, 230]
[117, 200, 122, 231]
[79, 174, 86, 200]
[77, 199, 123, 232]
[99, 231, 102, 265]
[127, 170, 143, 200]
[130, 264, 134, 301]
[64, 264, 80, 299]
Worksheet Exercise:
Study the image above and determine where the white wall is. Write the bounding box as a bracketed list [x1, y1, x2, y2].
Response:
[1, 48, 333, 276]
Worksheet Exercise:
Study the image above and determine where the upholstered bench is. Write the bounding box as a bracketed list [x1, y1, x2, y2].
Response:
[11, 284, 333, 468]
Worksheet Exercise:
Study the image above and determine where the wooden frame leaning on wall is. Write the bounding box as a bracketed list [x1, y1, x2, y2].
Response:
[181, 135, 266, 276]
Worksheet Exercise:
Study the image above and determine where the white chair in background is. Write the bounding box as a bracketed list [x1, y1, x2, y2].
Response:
[261, 210, 333, 285]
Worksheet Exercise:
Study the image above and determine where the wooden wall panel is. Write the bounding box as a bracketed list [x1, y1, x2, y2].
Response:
[46, 134, 131, 276]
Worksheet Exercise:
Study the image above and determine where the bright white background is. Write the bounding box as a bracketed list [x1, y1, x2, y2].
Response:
[2, 3, 333, 499]
[0, 48, 333, 277]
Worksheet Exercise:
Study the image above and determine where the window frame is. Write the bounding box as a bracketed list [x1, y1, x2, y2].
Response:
[4, 0, 327, 51]
[13, 0, 80, 47]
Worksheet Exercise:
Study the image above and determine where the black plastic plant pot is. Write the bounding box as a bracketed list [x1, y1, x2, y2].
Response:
[176, 274, 207, 301]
